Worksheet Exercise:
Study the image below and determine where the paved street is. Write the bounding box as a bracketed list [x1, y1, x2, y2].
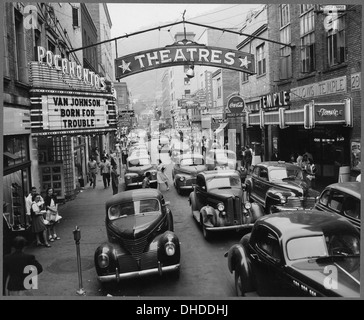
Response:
[22, 160, 245, 297]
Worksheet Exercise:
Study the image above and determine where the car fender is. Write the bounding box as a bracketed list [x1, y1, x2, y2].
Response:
[94, 242, 120, 276]
[189, 192, 197, 210]
[200, 205, 217, 227]
[250, 202, 265, 222]
[226, 244, 255, 293]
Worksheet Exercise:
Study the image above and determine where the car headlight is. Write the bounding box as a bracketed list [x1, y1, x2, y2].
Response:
[126, 176, 131, 180]
[97, 253, 109, 268]
[244, 202, 252, 210]
[276, 192, 287, 204]
[165, 242, 176, 256]
[179, 176, 185, 181]
[217, 203, 225, 211]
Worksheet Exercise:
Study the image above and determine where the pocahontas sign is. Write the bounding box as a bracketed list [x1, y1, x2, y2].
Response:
[115, 44, 255, 79]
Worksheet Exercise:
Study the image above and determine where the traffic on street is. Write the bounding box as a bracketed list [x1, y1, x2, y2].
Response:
[3, 3, 361, 299]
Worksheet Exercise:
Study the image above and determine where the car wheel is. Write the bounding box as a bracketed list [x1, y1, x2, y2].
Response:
[234, 270, 244, 296]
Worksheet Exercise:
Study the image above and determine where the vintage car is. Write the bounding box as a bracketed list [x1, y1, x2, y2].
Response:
[172, 153, 207, 194]
[205, 149, 237, 171]
[128, 143, 149, 157]
[189, 170, 264, 240]
[225, 210, 360, 297]
[94, 189, 181, 283]
[245, 161, 320, 214]
[314, 182, 361, 231]
[124, 154, 157, 190]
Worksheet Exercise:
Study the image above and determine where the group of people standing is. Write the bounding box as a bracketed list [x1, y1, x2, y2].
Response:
[25, 186, 62, 248]
[87, 148, 120, 195]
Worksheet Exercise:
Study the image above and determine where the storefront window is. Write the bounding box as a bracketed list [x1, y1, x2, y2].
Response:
[3, 135, 29, 168]
[3, 168, 29, 230]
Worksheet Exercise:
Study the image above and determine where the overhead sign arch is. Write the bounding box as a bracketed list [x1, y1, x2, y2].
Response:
[115, 43, 255, 79]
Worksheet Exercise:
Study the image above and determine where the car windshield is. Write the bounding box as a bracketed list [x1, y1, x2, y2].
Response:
[286, 234, 360, 260]
[128, 157, 151, 167]
[269, 167, 303, 181]
[180, 157, 204, 166]
[108, 199, 161, 220]
[206, 176, 241, 190]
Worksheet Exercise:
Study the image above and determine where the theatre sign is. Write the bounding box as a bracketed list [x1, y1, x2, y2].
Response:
[115, 44, 255, 79]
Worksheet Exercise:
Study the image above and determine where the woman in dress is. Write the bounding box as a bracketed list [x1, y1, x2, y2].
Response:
[31, 194, 50, 247]
[44, 188, 61, 242]
[157, 159, 170, 191]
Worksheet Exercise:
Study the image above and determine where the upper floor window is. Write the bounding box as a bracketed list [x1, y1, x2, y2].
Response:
[241, 72, 249, 83]
[256, 43, 266, 76]
[217, 77, 222, 98]
[300, 4, 314, 14]
[279, 5, 292, 79]
[300, 9, 315, 73]
[14, 9, 28, 82]
[327, 15, 346, 66]
[280, 4, 290, 27]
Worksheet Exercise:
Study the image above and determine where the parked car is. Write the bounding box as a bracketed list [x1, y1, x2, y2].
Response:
[225, 210, 360, 297]
[205, 149, 237, 171]
[124, 154, 157, 190]
[189, 170, 264, 240]
[245, 161, 320, 214]
[94, 189, 180, 283]
[315, 182, 360, 231]
[172, 153, 207, 194]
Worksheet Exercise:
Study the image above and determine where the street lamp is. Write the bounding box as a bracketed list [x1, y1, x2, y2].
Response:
[185, 64, 195, 79]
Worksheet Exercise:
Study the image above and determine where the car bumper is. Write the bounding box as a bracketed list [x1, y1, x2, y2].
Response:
[97, 263, 180, 282]
[205, 224, 254, 232]
[273, 205, 304, 212]
[125, 179, 157, 187]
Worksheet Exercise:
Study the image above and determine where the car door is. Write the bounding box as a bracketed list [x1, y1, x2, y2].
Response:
[250, 166, 266, 205]
[195, 175, 208, 210]
[249, 226, 285, 296]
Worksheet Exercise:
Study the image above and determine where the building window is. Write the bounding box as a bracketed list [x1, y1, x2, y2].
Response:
[300, 9, 315, 73]
[14, 9, 27, 82]
[279, 5, 292, 79]
[3, 13, 9, 77]
[48, 39, 56, 54]
[241, 72, 249, 83]
[217, 77, 222, 98]
[280, 4, 290, 27]
[327, 16, 346, 66]
[72, 6, 79, 27]
[256, 43, 266, 76]
[300, 4, 314, 14]
[185, 90, 191, 95]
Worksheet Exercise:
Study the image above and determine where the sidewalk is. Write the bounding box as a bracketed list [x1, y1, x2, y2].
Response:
[22, 173, 123, 297]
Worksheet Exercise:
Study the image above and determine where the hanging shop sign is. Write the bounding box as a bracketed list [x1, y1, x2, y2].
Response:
[115, 45, 255, 79]
[33, 46, 107, 91]
[290, 76, 347, 101]
[225, 95, 246, 118]
[260, 90, 290, 112]
[179, 99, 201, 109]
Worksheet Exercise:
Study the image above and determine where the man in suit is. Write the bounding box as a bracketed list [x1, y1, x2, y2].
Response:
[3, 236, 43, 296]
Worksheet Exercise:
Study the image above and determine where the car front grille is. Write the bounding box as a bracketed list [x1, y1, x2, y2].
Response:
[285, 197, 303, 208]
[117, 249, 158, 272]
[122, 234, 149, 261]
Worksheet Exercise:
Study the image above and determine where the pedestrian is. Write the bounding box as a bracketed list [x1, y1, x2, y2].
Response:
[142, 172, 151, 188]
[157, 159, 170, 191]
[3, 236, 43, 296]
[110, 152, 118, 168]
[44, 187, 61, 242]
[303, 157, 317, 189]
[211, 139, 219, 149]
[271, 150, 279, 161]
[111, 165, 119, 195]
[99, 157, 111, 188]
[121, 147, 128, 167]
[88, 157, 98, 188]
[303, 149, 313, 163]
[244, 145, 253, 172]
[30, 194, 51, 247]
[94, 147, 101, 165]
[25, 186, 41, 228]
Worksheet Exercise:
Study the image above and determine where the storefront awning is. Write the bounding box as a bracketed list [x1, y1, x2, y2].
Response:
[215, 122, 228, 134]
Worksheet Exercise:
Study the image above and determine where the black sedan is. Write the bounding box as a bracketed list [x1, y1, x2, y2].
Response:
[225, 210, 360, 297]
[94, 189, 181, 283]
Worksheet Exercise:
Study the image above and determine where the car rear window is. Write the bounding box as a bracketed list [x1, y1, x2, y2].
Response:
[108, 199, 161, 220]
